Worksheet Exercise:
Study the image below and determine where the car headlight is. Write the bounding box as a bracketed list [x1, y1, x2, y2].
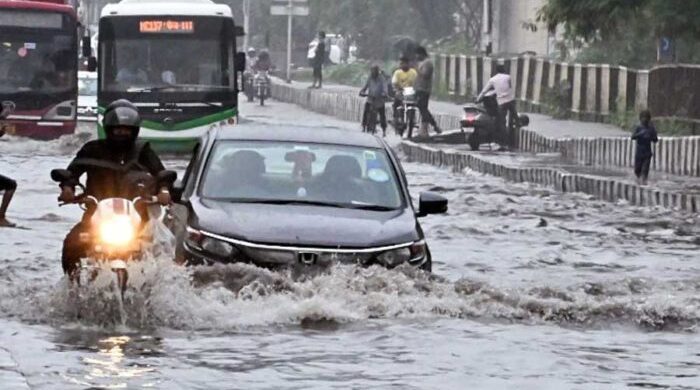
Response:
[99, 216, 136, 246]
[201, 237, 235, 258]
[377, 241, 427, 267]
[186, 227, 238, 259]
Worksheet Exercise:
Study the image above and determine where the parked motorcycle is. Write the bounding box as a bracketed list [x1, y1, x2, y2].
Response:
[460, 95, 529, 151]
[393, 87, 418, 138]
[51, 169, 177, 296]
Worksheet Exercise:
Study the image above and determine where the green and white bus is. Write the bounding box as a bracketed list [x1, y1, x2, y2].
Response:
[95, 0, 244, 152]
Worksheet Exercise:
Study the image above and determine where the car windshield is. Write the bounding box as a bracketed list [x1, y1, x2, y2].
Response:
[78, 75, 97, 96]
[201, 141, 403, 210]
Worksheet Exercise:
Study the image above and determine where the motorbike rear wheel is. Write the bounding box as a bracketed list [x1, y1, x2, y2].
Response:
[469, 128, 481, 151]
[406, 110, 416, 139]
[366, 107, 378, 135]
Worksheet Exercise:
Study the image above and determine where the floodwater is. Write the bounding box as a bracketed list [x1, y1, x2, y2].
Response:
[1, 101, 699, 389]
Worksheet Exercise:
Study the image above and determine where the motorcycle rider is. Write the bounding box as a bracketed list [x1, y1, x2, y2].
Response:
[243, 48, 257, 100]
[253, 50, 272, 72]
[391, 56, 417, 128]
[477, 65, 517, 147]
[359, 65, 388, 136]
[56, 100, 171, 278]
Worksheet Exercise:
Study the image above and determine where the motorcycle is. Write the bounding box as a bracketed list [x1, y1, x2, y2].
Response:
[50, 169, 177, 296]
[253, 71, 271, 106]
[460, 95, 529, 151]
[359, 93, 386, 135]
[393, 87, 418, 138]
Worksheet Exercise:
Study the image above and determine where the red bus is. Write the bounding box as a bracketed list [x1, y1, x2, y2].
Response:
[0, 0, 78, 139]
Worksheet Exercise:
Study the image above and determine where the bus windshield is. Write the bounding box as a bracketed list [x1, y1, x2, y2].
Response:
[100, 16, 233, 94]
[0, 12, 76, 95]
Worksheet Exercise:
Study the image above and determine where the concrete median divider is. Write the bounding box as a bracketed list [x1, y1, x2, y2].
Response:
[400, 141, 698, 213]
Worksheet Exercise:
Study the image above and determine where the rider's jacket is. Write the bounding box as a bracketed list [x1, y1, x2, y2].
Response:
[392, 68, 417, 90]
[61, 140, 166, 201]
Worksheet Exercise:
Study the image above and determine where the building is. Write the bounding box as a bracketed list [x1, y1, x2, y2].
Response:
[482, 0, 556, 57]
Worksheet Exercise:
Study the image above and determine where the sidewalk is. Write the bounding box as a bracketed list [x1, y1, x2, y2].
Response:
[270, 80, 699, 211]
[285, 80, 628, 138]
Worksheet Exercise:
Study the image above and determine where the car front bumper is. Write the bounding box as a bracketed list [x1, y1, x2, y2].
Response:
[182, 230, 429, 270]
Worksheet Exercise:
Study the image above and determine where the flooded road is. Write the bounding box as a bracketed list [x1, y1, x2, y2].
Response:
[1, 100, 699, 389]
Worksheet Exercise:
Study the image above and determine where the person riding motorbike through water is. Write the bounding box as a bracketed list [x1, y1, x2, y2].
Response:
[243, 48, 257, 98]
[57, 100, 171, 278]
[253, 50, 272, 72]
[391, 56, 418, 130]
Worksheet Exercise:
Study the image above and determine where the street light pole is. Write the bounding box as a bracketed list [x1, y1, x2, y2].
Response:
[286, 0, 293, 83]
[243, 0, 250, 51]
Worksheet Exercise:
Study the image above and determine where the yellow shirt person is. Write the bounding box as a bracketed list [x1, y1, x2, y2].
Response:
[392, 67, 417, 90]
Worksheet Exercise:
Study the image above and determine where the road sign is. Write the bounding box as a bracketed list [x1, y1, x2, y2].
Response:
[270, 5, 309, 16]
[657, 37, 675, 63]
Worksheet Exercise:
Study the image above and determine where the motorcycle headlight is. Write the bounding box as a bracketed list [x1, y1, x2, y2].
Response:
[377, 241, 427, 267]
[99, 216, 136, 246]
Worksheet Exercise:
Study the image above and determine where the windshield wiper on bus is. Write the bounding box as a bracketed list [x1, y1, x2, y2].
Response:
[127, 85, 230, 93]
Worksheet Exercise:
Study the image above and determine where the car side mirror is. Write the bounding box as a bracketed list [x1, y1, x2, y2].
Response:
[235, 52, 246, 73]
[51, 169, 72, 183]
[81, 36, 92, 58]
[172, 179, 185, 203]
[86, 56, 97, 72]
[416, 191, 448, 217]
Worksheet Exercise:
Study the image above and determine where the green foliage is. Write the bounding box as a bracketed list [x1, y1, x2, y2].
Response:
[538, 0, 700, 66]
[609, 105, 637, 131]
[541, 84, 571, 119]
[538, 0, 700, 41]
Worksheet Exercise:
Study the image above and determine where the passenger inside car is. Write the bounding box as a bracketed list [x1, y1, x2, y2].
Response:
[310, 155, 369, 204]
[205, 150, 271, 199]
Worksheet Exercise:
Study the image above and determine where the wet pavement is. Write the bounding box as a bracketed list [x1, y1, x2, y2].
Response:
[1, 99, 699, 389]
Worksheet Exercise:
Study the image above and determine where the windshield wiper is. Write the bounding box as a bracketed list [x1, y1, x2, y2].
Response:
[346, 203, 398, 211]
[224, 198, 397, 211]
[230, 199, 347, 208]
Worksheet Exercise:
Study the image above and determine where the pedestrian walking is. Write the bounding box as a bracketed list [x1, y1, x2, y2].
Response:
[309, 31, 326, 89]
[413, 46, 441, 136]
[632, 110, 658, 185]
[0, 122, 16, 227]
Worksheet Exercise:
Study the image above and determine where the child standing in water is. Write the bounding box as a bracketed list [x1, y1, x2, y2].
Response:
[631, 110, 659, 185]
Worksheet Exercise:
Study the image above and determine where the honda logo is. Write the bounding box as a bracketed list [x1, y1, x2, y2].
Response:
[297, 252, 318, 265]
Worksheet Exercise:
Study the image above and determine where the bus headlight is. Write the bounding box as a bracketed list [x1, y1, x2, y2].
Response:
[99, 216, 136, 247]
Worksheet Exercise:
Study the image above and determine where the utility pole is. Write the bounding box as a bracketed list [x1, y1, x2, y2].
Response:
[243, 0, 250, 51]
[270, 0, 308, 83]
[286, 0, 293, 83]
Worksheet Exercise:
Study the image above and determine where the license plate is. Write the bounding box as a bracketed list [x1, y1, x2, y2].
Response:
[0, 123, 16, 135]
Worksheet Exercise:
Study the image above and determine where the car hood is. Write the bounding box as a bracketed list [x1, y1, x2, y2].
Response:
[191, 198, 420, 248]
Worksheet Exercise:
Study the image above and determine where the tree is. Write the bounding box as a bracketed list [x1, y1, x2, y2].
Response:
[537, 0, 700, 64]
